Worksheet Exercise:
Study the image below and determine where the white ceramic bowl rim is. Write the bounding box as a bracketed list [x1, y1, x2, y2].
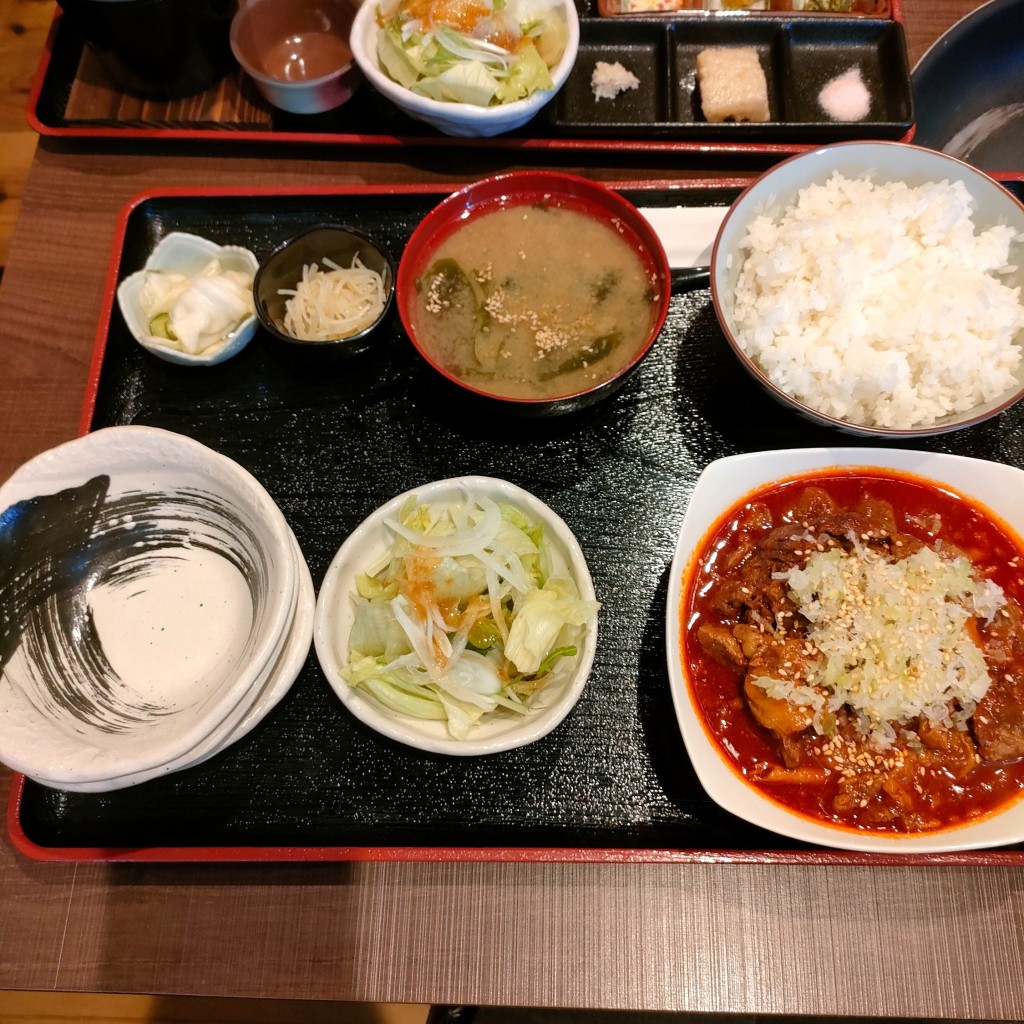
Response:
[313, 475, 598, 756]
[665, 446, 1024, 855]
[709, 141, 1024, 438]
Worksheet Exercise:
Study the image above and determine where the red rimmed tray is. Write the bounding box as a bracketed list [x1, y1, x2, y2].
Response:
[597, 0, 891, 14]
[26, 2, 913, 153]
[7, 176, 1024, 866]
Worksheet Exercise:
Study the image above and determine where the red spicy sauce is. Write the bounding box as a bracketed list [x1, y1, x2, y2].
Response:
[682, 468, 1024, 834]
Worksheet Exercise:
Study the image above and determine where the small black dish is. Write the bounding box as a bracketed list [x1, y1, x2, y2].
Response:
[254, 225, 396, 355]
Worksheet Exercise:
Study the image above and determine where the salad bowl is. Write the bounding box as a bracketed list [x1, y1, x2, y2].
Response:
[314, 475, 599, 755]
[349, 0, 580, 137]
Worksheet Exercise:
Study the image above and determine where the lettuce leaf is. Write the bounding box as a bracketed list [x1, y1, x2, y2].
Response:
[493, 42, 553, 104]
[412, 60, 500, 106]
[504, 577, 600, 674]
[376, 24, 422, 89]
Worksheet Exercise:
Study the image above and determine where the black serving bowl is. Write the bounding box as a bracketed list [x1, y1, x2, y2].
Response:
[254, 225, 395, 355]
[396, 171, 672, 417]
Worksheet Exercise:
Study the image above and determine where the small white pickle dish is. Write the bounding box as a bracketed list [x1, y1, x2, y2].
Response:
[116, 232, 260, 366]
[314, 475, 599, 756]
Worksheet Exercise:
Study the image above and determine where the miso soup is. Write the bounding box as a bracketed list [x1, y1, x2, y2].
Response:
[411, 203, 662, 400]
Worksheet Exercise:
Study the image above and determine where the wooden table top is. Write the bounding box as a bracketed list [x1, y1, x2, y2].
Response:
[2, 1, 1022, 1016]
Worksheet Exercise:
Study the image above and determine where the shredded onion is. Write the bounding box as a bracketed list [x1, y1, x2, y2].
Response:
[773, 542, 1005, 746]
[279, 255, 386, 341]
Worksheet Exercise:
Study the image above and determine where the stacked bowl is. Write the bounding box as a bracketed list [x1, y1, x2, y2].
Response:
[0, 425, 313, 792]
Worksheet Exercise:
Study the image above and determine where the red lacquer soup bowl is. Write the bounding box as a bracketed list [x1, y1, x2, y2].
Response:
[397, 171, 672, 417]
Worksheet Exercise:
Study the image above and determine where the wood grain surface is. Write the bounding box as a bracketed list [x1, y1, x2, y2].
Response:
[0, 991, 429, 1023]
[0, 0, 55, 268]
[2, 1, 1022, 1018]
[64, 47, 271, 127]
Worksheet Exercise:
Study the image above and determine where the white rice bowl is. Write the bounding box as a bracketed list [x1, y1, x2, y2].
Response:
[712, 143, 1024, 436]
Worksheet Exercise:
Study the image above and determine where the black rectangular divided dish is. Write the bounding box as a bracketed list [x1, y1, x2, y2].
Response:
[14, 184, 1024, 862]
[552, 16, 912, 139]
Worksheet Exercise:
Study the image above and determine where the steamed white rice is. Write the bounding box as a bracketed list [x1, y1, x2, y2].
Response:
[730, 172, 1024, 428]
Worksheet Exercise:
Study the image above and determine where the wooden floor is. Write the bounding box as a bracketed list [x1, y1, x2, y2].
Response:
[0, 0, 53, 270]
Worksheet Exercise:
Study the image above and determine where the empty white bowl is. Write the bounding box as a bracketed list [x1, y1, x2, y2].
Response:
[0, 425, 298, 787]
[117, 232, 259, 366]
[666, 446, 1024, 854]
[314, 475, 598, 755]
[31, 528, 315, 793]
[349, 0, 579, 137]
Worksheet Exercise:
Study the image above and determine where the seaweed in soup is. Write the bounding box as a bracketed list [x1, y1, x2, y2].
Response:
[412, 204, 658, 400]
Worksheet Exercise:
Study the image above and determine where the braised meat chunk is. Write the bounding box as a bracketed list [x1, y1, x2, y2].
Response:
[744, 675, 814, 737]
[973, 604, 1024, 760]
[974, 673, 1024, 762]
[695, 622, 745, 672]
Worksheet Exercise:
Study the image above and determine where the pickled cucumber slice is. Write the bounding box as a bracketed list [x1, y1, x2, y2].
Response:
[149, 313, 178, 341]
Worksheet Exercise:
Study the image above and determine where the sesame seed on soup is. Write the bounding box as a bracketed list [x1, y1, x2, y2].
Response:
[411, 203, 661, 400]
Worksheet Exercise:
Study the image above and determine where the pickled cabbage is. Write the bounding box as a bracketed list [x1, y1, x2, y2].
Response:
[139, 259, 254, 356]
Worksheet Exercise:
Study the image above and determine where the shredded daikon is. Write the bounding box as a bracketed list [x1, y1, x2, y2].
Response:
[279, 255, 386, 341]
[767, 544, 1007, 747]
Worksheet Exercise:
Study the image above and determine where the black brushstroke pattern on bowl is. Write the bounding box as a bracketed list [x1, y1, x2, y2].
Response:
[0, 476, 270, 732]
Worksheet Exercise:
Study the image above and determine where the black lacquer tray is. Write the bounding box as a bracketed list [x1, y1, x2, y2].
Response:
[27, 6, 912, 151]
[10, 180, 1024, 864]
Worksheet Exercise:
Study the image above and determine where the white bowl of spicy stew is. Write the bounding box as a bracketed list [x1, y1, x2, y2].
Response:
[666, 447, 1024, 855]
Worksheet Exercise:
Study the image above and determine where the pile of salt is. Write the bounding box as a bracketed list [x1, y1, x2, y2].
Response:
[818, 67, 871, 121]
